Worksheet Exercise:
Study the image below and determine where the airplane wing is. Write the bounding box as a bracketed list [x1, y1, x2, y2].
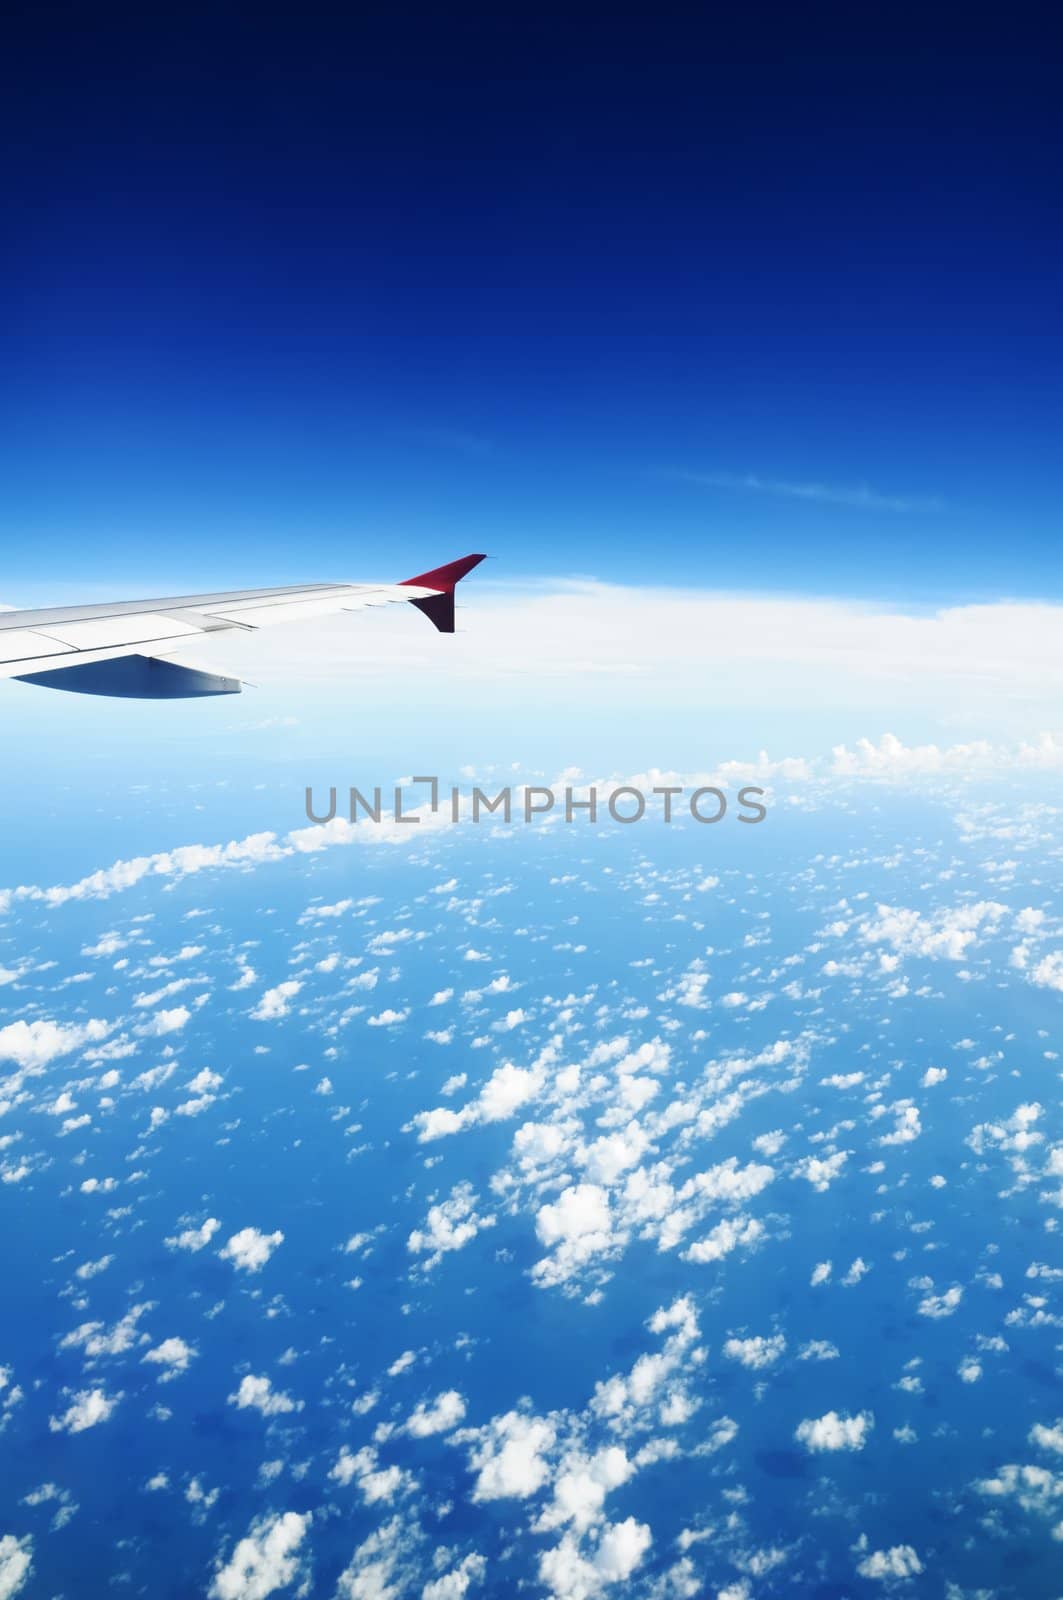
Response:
[0, 553, 486, 698]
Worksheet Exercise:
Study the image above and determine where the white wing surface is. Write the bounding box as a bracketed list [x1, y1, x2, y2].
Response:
[0, 556, 485, 698]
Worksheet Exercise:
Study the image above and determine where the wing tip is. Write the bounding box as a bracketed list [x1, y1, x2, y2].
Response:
[399, 553, 487, 592]
[399, 554, 487, 633]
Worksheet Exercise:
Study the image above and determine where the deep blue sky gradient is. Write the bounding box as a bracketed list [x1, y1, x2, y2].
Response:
[3, 4, 1060, 603]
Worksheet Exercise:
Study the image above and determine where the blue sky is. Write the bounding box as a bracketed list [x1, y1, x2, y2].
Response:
[3, 7, 1063, 869]
[4, 18, 1063, 1599]
[3, 7, 1061, 606]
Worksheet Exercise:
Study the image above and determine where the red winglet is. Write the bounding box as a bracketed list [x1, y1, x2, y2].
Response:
[399, 553, 487, 592]
[399, 553, 486, 633]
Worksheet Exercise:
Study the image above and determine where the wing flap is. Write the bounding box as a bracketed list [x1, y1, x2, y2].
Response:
[0, 628, 76, 664]
[1, 642, 142, 680]
[34, 613, 201, 651]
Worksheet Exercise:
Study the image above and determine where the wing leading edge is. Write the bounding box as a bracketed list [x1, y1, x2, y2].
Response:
[0, 554, 486, 699]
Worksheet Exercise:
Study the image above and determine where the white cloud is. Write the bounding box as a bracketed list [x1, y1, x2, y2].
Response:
[251, 982, 302, 1021]
[1029, 950, 1063, 992]
[580, 1126, 648, 1187]
[795, 1410, 873, 1452]
[477, 1061, 543, 1121]
[405, 1390, 466, 1437]
[367, 1008, 410, 1027]
[723, 1334, 786, 1370]
[1, 831, 286, 916]
[166, 1217, 220, 1252]
[333, 1518, 414, 1599]
[684, 1215, 763, 1265]
[136, 1006, 190, 1037]
[798, 1340, 840, 1362]
[59, 1302, 150, 1360]
[538, 1516, 652, 1599]
[422, 1553, 486, 1600]
[467, 1411, 557, 1501]
[856, 1545, 923, 1581]
[974, 1460, 1063, 1529]
[0, 1017, 111, 1070]
[794, 1151, 849, 1192]
[671, 468, 941, 513]
[142, 1337, 196, 1381]
[198, 588, 1063, 760]
[535, 1447, 634, 1534]
[537, 1184, 611, 1248]
[228, 1375, 302, 1417]
[590, 1296, 702, 1430]
[49, 1387, 120, 1434]
[533, 1184, 620, 1287]
[690, 1157, 775, 1205]
[411, 1047, 554, 1142]
[0, 1536, 32, 1600]
[407, 1183, 494, 1270]
[0, 1368, 22, 1435]
[411, 1106, 466, 1142]
[917, 1284, 962, 1319]
[877, 1103, 922, 1146]
[820, 1071, 864, 1089]
[187, 1067, 222, 1094]
[219, 1228, 284, 1273]
[210, 1511, 310, 1600]
[300, 898, 351, 921]
[1030, 1420, 1063, 1456]
[967, 1102, 1044, 1158]
[857, 900, 1006, 964]
[133, 978, 195, 1008]
[834, 729, 1063, 777]
[328, 1446, 412, 1505]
